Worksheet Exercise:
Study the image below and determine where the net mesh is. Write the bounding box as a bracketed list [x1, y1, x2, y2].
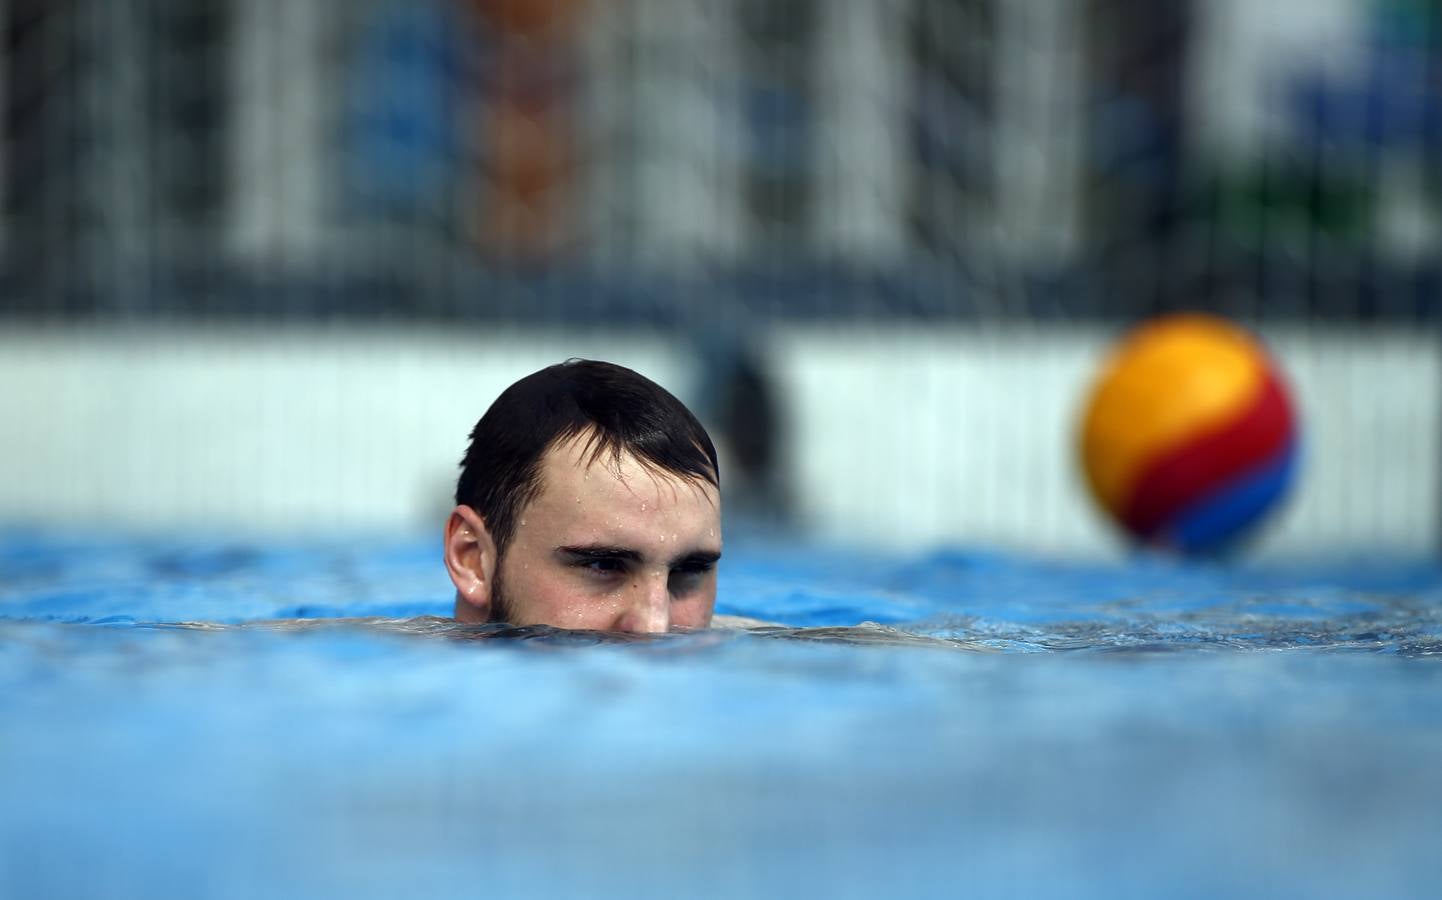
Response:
[2, 0, 1439, 320]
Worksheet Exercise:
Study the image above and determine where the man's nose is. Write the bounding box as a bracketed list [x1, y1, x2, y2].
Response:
[613, 574, 670, 634]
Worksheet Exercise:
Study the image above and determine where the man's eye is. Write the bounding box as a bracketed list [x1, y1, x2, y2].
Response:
[668, 563, 714, 593]
[583, 558, 628, 575]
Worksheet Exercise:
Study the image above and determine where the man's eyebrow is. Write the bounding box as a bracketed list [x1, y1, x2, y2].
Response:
[672, 550, 722, 568]
[555, 545, 722, 567]
[556, 546, 645, 563]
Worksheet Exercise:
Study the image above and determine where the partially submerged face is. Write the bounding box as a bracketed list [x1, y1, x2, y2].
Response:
[449, 433, 722, 633]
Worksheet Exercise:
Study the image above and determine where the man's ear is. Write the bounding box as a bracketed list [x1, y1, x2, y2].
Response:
[445, 505, 499, 623]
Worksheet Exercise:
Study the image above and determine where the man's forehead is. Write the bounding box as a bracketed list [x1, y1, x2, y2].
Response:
[538, 432, 717, 504]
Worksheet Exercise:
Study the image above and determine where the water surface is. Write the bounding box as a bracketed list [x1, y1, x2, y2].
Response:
[2, 533, 1441, 898]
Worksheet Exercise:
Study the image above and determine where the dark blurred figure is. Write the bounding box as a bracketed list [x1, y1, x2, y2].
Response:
[345, 0, 583, 260]
[346, 0, 469, 235]
[697, 334, 791, 530]
[469, 0, 585, 259]
[1085, 0, 1193, 315]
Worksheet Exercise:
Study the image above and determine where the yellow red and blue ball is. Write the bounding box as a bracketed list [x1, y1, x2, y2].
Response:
[1078, 314, 1298, 555]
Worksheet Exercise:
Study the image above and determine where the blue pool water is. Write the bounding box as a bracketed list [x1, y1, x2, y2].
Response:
[3, 531, 1442, 898]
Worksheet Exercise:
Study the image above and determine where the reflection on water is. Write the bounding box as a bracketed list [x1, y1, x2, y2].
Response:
[158, 616, 1003, 650]
[149, 602, 1442, 656]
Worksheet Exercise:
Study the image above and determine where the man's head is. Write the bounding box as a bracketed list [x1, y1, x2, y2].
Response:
[445, 360, 722, 632]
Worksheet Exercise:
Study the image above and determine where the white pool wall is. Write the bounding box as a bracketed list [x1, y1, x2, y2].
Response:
[0, 323, 1435, 560]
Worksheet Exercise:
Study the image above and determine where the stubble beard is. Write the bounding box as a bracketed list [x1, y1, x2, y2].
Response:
[488, 555, 514, 624]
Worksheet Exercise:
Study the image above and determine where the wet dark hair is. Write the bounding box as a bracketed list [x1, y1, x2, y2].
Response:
[455, 359, 720, 558]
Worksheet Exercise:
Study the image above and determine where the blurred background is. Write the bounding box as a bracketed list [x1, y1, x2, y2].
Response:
[0, 0, 1439, 559]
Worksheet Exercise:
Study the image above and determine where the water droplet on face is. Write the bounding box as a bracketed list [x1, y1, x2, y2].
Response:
[640, 503, 647, 512]
[659, 534, 666, 543]
[519, 519, 527, 527]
